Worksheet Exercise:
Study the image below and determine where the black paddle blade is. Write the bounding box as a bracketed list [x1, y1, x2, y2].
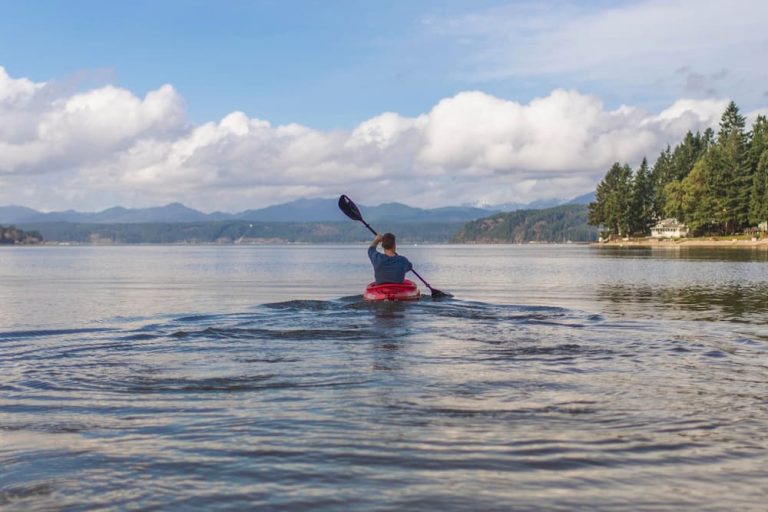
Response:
[338, 194, 363, 221]
[430, 288, 453, 299]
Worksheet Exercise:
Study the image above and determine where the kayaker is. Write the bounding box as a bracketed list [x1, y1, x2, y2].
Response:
[368, 233, 413, 284]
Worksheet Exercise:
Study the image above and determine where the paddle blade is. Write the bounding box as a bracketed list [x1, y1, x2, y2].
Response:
[430, 288, 453, 299]
[338, 195, 363, 221]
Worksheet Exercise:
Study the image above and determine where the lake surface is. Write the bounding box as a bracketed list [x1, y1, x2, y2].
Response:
[1, 245, 767, 510]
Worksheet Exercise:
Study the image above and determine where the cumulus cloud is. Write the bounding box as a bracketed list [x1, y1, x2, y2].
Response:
[0, 67, 185, 176]
[0, 66, 756, 211]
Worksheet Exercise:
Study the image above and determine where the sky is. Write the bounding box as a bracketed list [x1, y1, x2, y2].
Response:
[1, 0, 767, 212]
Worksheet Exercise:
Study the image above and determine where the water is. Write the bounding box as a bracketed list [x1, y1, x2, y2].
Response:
[1, 245, 767, 510]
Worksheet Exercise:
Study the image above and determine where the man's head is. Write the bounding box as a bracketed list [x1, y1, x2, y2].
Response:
[381, 232, 396, 251]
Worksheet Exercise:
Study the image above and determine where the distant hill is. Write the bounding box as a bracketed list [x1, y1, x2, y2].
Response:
[452, 204, 597, 243]
[16, 203, 599, 245]
[1, 199, 494, 225]
[1, 192, 595, 227]
[20, 221, 464, 244]
[566, 191, 596, 205]
[236, 198, 347, 222]
[0, 202, 212, 224]
[491, 197, 565, 211]
[230, 199, 495, 223]
[0, 206, 47, 224]
[364, 203, 495, 223]
[492, 193, 596, 210]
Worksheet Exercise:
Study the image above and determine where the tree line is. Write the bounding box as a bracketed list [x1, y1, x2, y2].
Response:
[588, 102, 768, 237]
[0, 225, 43, 244]
[452, 204, 597, 243]
[19, 221, 464, 244]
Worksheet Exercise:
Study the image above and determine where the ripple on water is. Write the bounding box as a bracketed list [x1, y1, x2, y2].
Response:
[1, 298, 767, 510]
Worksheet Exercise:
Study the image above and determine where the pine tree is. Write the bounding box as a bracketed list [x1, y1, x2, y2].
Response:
[718, 101, 747, 142]
[702, 127, 715, 148]
[715, 102, 749, 232]
[630, 157, 654, 235]
[675, 154, 722, 235]
[663, 180, 686, 221]
[655, 131, 709, 227]
[748, 115, 768, 224]
[650, 146, 673, 219]
[670, 131, 704, 182]
[588, 162, 633, 236]
[751, 149, 768, 225]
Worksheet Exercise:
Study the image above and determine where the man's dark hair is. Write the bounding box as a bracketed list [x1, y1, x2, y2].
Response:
[381, 232, 396, 250]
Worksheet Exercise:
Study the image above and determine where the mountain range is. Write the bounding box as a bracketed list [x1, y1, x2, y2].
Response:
[0, 193, 596, 225]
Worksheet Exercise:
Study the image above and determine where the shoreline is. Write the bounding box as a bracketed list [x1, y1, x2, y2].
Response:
[593, 238, 768, 248]
[6, 240, 768, 248]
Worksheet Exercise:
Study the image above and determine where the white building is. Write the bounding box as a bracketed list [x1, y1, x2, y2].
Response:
[651, 218, 689, 238]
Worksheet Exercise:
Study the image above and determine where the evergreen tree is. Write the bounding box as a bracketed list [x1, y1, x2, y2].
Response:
[673, 155, 722, 235]
[663, 180, 685, 221]
[751, 149, 768, 225]
[630, 157, 654, 235]
[715, 102, 749, 232]
[748, 115, 768, 224]
[588, 162, 633, 236]
[669, 131, 704, 182]
[650, 146, 673, 219]
[702, 127, 715, 148]
[651, 133, 708, 221]
[718, 101, 747, 142]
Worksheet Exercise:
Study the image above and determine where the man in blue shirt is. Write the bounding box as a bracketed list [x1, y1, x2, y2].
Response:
[368, 233, 413, 284]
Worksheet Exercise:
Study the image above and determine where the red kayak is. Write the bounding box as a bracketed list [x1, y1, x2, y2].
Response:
[363, 279, 421, 301]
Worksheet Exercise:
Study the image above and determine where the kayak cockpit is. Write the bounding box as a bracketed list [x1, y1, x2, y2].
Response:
[363, 279, 420, 301]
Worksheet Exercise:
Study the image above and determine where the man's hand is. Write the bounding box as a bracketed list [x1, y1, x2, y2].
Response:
[370, 234, 383, 248]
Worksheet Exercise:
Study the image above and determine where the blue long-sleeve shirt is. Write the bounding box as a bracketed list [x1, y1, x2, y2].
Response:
[368, 246, 412, 284]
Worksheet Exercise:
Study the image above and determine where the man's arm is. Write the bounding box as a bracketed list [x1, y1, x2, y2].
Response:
[368, 235, 383, 265]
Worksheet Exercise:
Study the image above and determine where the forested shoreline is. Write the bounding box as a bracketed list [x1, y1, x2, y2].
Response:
[0, 225, 43, 244]
[588, 102, 768, 237]
[17, 221, 464, 244]
[452, 204, 597, 243]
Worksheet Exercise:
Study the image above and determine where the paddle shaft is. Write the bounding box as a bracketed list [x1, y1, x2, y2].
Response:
[359, 221, 437, 294]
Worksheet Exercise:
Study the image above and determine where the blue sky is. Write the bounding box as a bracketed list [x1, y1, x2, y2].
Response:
[0, 0, 766, 210]
[0, 0, 494, 128]
[5, 0, 755, 129]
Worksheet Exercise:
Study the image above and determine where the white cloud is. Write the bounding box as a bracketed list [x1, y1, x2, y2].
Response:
[418, 90, 727, 177]
[0, 66, 185, 175]
[348, 112, 427, 149]
[0, 66, 42, 103]
[0, 66, 760, 211]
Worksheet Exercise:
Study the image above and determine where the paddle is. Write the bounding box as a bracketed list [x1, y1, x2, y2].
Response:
[338, 194, 452, 298]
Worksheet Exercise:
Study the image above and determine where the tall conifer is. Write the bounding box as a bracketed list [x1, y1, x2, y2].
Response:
[630, 157, 654, 234]
[748, 115, 768, 224]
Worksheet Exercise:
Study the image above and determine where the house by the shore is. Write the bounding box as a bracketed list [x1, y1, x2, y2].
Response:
[651, 218, 688, 238]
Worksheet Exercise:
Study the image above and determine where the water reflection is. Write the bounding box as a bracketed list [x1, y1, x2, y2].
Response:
[594, 245, 768, 262]
[596, 282, 768, 322]
[365, 301, 413, 372]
